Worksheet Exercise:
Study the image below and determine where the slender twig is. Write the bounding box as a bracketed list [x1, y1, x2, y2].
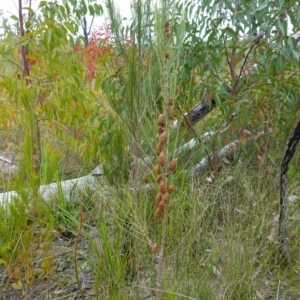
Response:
[5, 56, 22, 69]
[88, 16, 95, 34]
[74, 201, 84, 297]
[156, 16, 172, 300]
[82, 17, 89, 47]
[232, 33, 263, 94]
[18, 0, 30, 82]
[132, 0, 143, 291]
[233, 10, 288, 94]
[28, 0, 32, 21]
[223, 35, 236, 82]
[176, 105, 196, 134]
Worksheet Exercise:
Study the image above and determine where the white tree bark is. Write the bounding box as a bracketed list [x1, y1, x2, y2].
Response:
[191, 131, 268, 178]
[0, 166, 103, 208]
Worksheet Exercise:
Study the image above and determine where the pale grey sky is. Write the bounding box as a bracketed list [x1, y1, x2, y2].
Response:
[0, 0, 133, 31]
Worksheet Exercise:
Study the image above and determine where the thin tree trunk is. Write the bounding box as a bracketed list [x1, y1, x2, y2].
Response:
[279, 120, 300, 264]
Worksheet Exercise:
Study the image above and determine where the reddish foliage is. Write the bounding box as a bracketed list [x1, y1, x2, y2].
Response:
[74, 21, 115, 82]
[74, 44, 82, 53]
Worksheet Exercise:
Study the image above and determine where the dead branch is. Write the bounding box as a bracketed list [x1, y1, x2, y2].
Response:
[0, 166, 103, 209]
[191, 130, 268, 178]
[0, 156, 13, 164]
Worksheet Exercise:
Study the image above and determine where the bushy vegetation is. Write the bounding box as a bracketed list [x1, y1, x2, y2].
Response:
[1, 0, 300, 299]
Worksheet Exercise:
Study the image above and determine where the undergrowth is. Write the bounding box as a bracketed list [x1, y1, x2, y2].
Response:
[1, 0, 300, 299]
[77, 138, 300, 299]
[1, 112, 300, 300]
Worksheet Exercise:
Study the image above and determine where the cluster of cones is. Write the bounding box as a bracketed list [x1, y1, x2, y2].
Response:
[154, 113, 178, 219]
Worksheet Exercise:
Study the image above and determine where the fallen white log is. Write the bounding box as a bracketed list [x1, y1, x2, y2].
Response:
[177, 131, 215, 154]
[0, 155, 13, 164]
[191, 140, 240, 178]
[0, 165, 104, 208]
[191, 130, 268, 178]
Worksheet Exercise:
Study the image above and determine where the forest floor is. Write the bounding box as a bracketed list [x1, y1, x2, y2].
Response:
[1, 144, 300, 300]
[0, 150, 101, 300]
[1, 237, 98, 299]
